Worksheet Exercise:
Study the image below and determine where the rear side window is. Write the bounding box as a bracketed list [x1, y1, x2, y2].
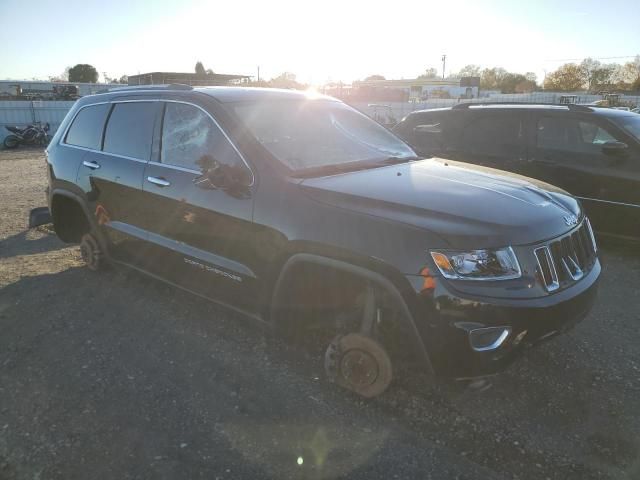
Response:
[161, 102, 243, 170]
[461, 114, 524, 156]
[64, 104, 110, 149]
[103, 102, 159, 160]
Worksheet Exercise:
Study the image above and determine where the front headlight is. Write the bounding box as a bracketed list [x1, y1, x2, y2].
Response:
[430, 246, 521, 280]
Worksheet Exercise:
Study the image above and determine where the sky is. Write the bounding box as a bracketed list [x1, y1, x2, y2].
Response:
[1, 0, 639, 85]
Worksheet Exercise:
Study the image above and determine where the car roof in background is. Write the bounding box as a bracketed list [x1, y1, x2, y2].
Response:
[408, 103, 638, 117]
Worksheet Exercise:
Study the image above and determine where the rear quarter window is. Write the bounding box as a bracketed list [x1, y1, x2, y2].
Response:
[64, 103, 110, 150]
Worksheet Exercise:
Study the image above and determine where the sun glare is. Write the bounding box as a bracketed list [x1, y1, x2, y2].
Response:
[304, 87, 322, 99]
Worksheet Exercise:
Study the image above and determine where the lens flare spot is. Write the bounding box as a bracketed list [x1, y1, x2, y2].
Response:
[297, 456, 304, 466]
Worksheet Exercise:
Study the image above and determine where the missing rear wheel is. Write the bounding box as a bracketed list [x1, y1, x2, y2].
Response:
[80, 233, 104, 271]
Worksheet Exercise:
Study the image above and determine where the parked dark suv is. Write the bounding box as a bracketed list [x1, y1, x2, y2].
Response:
[46, 86, 600, 397]
[393, 103, 640, 240]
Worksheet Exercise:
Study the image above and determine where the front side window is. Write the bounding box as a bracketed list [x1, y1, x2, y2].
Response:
[161, 103, 243, 171]
[103, 102, 159, 160]
[578, 121, 616, 146]
[537, 116, 619, 153]
[232, 99, 416, 172]
[64, 103, 110, 150]
[610, 115, 640, 143]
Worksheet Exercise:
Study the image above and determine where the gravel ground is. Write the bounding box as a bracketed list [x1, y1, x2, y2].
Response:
[0, 148, 639, 480]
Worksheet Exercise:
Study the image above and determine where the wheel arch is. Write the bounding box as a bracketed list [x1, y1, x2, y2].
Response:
[270, 252, 435, 378]
[50, 189, 102, 245]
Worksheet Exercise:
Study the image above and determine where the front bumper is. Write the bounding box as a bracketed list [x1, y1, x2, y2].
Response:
[406, 258, 600, 378]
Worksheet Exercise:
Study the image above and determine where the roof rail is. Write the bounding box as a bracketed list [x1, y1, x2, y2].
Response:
[107, 83, 193, 92]
[566, 103, 594, 112]
[451, 101, 594, 112]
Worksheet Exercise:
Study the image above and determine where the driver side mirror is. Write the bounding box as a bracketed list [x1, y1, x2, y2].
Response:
[602, 141, 628, 156]
[193, 155, 252, 197]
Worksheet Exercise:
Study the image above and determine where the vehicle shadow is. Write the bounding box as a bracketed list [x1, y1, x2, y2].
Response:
[0, 226, 67, 259]
[0, 268, 498, 480]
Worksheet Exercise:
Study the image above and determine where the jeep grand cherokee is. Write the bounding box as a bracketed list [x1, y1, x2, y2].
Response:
[45, 85, 600, 397]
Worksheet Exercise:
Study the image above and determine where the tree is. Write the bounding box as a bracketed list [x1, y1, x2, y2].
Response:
[417, 67, 438, 79]
[498, 73, 525, 93]
[618, 55, 640, 89]
[364, 74, 385, 81]
[579, 57, 600, 91]
[119, 75, 128, 84]
[268, 72, 306, 89]
[480, 67, 507, 90]
[457, 64, 481, 78]
[525, 72, 537, 83]
[544, 63, 585, 91]
[49, 67, 70, 82]
[579, 58, 615, 91]
[68, 64, 98, 83]
[195, 61, 206, 75]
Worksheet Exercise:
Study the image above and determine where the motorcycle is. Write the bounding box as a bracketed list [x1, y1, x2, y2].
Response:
[3, 122, 51, 149]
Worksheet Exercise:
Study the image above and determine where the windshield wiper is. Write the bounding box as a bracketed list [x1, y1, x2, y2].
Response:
[374, 155, 422, 165]
[291, 156, 423, 178]
[291, 161, 376, 178]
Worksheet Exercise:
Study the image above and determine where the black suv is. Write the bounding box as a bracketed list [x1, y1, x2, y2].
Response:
[46, 86, 600, 397]
[393, 103, 640, 240]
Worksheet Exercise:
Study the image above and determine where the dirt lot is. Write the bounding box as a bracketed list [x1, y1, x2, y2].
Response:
[1, 148, 639, 480]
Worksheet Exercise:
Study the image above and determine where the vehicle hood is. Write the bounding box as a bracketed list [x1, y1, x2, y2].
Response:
[299, 158, 582, 249]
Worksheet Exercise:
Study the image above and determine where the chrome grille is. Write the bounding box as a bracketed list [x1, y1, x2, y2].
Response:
[534, 218, 597, 292]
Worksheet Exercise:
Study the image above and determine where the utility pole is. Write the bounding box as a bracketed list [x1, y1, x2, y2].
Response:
[257, 66, 260, 83]
[441, 55, 447, 79]
[103, 72, 108, 84]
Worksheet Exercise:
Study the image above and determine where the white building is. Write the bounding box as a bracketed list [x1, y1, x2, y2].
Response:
[0, 80, 120, 98]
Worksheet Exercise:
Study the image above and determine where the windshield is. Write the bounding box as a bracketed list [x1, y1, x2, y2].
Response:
[611, 115, 640, 142]
[232, 99, 416, 172]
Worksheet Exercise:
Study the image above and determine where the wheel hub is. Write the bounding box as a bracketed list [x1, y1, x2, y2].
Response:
[325, 333, 393, 398]
[80, 234, 102, 271]
[340, 349, 379, 388]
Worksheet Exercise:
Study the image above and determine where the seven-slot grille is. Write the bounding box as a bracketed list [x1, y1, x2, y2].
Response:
[534, 218, 597, 292]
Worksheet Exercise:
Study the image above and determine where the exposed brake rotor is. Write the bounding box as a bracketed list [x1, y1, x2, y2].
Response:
[80, 233, 104, 271]
[325, 333, 393, 398]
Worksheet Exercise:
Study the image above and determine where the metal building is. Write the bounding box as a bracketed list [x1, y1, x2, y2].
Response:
[127, 72, 251, 86]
